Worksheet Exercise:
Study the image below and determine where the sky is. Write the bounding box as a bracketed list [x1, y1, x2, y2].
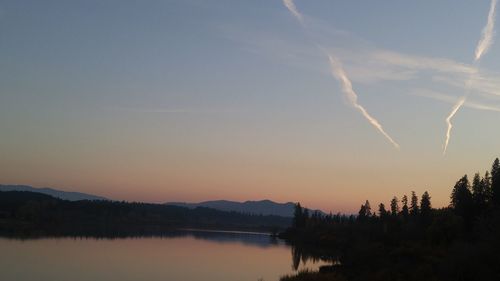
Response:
[1, 0, 500, 213]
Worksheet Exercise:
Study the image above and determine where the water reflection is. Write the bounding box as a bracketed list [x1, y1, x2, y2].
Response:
[290, 244, 341, 271]
[2, 229, 284, 248]
[0, 231, 329, 281]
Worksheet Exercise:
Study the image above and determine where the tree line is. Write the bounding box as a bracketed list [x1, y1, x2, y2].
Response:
[0, 191, 290, 237]
[281, 157, 500, 281]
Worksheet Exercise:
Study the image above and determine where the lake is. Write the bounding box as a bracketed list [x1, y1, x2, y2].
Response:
[0, 230, 326, 281]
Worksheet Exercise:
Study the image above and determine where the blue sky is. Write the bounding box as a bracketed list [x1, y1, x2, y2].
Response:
[1, 0, 499, 212]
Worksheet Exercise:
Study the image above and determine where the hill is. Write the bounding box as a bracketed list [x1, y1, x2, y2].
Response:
[166, 199, 325, 217]
[0, 185, 108, 201]
[0, 191, 291, 237]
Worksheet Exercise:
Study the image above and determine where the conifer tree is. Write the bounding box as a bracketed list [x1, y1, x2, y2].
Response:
[364, 200, 372, 217]
[491, 158, 500, 207]
[451, 175, 473, 220]
[378, 203, 388, 218]
[401, 194, 409, 219]
[293, 203, 304, 228]
[472, 172, 488, 213]
[420, 191, 431, 224]
[358, 204, 367, 220]
[390, 196, 399, 216]
[483, 171, 492, 202]
[410, 191, 419, 216]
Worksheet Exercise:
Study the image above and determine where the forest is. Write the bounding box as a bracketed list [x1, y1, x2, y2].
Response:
[280, 158, 500, 281]
[0, 191, 290, 237]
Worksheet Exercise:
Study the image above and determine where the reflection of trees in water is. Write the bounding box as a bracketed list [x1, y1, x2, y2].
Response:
[4, 229, 286, 249]
[291, 244, 341, 271]
[182, 230, 285, 248]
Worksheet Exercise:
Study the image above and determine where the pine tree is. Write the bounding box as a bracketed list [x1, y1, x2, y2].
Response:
[358, 204, 367, 220]
[293, 203, 305, 228]
[390, 196, 399, 216]
[378, 203, 388, 218]
[483, 171, 492, 204]
[364, 200, 372, 217]
[410, 191, 419, 216]
[420, 191, 431, 224]
[491, 158, 500, 207]
[450, 175, 473, 220]
[472, 172, 487, 214]
[401, 194, 409, 219]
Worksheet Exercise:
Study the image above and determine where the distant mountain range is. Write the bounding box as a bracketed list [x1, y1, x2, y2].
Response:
[0, 185, 108, 201]
[0, 185, 324, 218]
[166, 200, 325, 218]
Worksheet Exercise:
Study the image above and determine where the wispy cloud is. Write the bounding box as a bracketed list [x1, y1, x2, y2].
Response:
[238, 0, 500, 153]
[433, 73, 500, 99]
[370, 50, 476, 75]
[412, 89, 500, 112]
[110, 106, 238, 114]
[229, 29, 481, 85]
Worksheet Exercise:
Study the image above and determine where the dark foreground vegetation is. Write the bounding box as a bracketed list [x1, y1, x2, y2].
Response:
[280, 158, 500, 281]
[0, 192, 290, 238]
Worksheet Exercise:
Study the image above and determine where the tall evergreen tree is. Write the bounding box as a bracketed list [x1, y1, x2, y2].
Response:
[483, 171, 492, 204]
[472, 172, 488, 213]
[390, 196, 399, 216]
[450, 175, 473, 220]
[420, 191, 431, 224]
[410, 191, 419, 216]
[378, 203, 388, 218]
[293, 203, 304, 228]
[491, 158, 500, 207]
[358, 204, 367, 220]
[364, 200, 372, 217]
[401, 194, 409, 219]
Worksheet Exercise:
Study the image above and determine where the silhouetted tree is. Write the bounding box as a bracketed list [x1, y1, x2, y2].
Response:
[390, 196, 399, 216]
[293, 203, 305, 228]
[483, 171, 492, 203]
[472, 172, 488, 214]
[378, 203, 388, 218]
[279, 157, 500, 281]
[358, 200, 372, 221]
[451, 175, 473, 223]
[364, 200, 372, 217]
[420, 191, 431, 225]
[491, 158, 500, 207]
[410, 191, 419, 216]
[401, 194, 409, 219]
[358, 204, 367, 220]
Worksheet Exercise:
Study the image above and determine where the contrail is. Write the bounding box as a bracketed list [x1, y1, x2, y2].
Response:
[328, 55, 400, 149]
[444, 0, 497, 155]
[283, 0, 303, 23]
[443, 97, 465, 155]
[282, 0, 400, 149]
[443, 76, 475, 155]
[475, 0, 498, 62]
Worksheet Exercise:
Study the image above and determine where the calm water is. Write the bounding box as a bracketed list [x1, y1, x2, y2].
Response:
[0, 230, 326, 281]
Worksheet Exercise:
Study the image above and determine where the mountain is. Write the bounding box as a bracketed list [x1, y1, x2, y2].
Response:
[0, 191, 291, 236]
[165, 199, 325, 218]
[0, 185, 108, 201]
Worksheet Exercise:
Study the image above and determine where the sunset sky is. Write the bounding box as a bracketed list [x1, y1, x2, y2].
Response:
[1, 0, 500, 213]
